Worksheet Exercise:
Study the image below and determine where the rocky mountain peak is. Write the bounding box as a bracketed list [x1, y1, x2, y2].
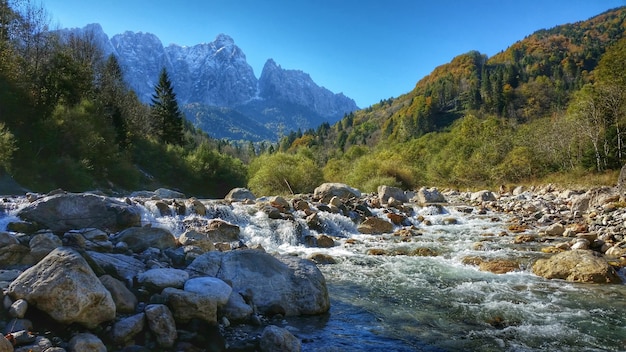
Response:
[61, 24, 358, 140]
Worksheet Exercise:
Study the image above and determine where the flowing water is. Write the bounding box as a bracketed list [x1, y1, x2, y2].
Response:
[4, 197, 626, 351]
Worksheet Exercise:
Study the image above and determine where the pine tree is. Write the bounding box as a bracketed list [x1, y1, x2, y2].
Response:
[150, 68, 184, 145]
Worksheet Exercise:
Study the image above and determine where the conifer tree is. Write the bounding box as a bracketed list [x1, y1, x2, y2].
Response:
[150, 68, 184, 145]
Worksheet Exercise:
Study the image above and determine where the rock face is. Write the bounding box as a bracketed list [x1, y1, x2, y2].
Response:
[532, 250, 622, 284]
[17, 193, 141, 232]
[187, 250, 330, 316]
[8, 247, 116, 328]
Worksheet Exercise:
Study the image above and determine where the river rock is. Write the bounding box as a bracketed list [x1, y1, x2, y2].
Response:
[28, 232, 62, 261]
[259, 325, 301, 352]
[99, 275, 137, 314]
[378, 185, 407, 204]
[15, 335, 53, 351]
[357, 217, 393, 234]
[205, 219, 240, 242]
[471, 190, 497, 202]
[0, 244, 30, 267]
[544, 223, 565, 236]
[9, 299, 27, 319]
[8, 247, 116, 328]
[0, 232, 19, 247]
[188, 250, 329, 316]
[17, 193, 141, 232]
[68, 333, 106, 352]
[605, 245, 626, 258]
[186, 198, 207, 216]
[178, 230, 215, 252]
[87, 251, 145, 281]
[162, 287, 218, 325]
[220, 291, 254, 322]
[313, 183, 361, 203]
[144, 304, 177, 348]
[184, 277, 232, 306]
[532, 250, 622, 284]
[111, 313, 145, 345]
[112, 226, 177, 252]
[316, 234, 335, 248]
[415, 187, 446, 204]
[225, 188, 256, 202]
[137, 268, 189, 290]
[478, 259, 520, 274]
[154, 188, 185, 199]
[0, 335, 12, 352]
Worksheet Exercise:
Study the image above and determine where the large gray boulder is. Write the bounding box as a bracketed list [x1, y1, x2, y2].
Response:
[8, 247, 116, 328]
[162, 287, 218, 325]
[187, 250, 329, 316]
[225, 188, 256, 202]
[415, 187, 446, 204]
[144, 304, 177, 348]
[17, 193, 141, 232]
[378, 185, 407, 204]
[259, 325, 301, 352]
[532, 250, 622, 284]
[313, 183, 361, 203]
[112, 226, 176, 252]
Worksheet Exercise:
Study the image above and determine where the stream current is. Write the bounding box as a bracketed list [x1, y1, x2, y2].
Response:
[3, 196, 626, 351]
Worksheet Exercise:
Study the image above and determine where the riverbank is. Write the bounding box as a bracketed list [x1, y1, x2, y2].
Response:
[0, 183, 623, 351]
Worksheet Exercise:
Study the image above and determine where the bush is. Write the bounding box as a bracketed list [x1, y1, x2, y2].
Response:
[248, 152, 323, 196]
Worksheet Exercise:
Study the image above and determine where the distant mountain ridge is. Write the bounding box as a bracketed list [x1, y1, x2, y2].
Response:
[61, 24, 358, 141]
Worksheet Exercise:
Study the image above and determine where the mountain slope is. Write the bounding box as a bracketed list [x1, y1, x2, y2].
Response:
[317, 6, 626, 152]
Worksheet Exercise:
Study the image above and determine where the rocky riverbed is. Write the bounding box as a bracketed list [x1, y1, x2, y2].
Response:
[0, 182, 623, 351]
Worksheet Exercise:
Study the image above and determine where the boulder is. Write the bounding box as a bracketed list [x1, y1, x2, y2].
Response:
[357, 217, 394, 234]
[111, 313, 145, 345]
[112, 226, 176, 252]
[9, 299, 28, 319]
[225, 188, 256, 202]
[184, 277, 232, 306]
[137, 268, 189, 291]
[478, 259, 520, 274]
[186, 198, 207, 216]
[99, 275, 137, 314]
[68, 333, 106, 352]
[532, 250, 622, 284]
[17, 193, 141, 233]
[162, 287, 218, 325]
[313, 183, 361, 203]
[144, 304, 177, 348]
[220, 292, 254, 322]
[178, 230, 216, 252]
[544, 223, 565, 236]
[378, 185, 407, 204]
[28, 232, 62, 262]
[8, 247, 116, 328]
[154, 188, 185, 199]
[316, 235, 335, 248]
[470, 190, 497, 202]
[205, 219, 240, 242]
[0, 244, 30, 267]
[188, 250, 329, 316]
[415, 187, 446, 204]
[87, 251, 145, 282]
[259, 325, 301, 352]
[0, 335, 12, 352]
[0, 232, 19, 246]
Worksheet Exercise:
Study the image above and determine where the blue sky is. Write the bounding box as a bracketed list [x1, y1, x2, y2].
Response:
[42, 0, 625, 107]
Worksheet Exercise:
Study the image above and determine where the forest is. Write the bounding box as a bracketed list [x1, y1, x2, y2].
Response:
[1, 2, 626, 197]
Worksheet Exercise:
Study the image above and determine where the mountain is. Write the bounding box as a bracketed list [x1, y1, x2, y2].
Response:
[307, 7, 626, 153]
[62, 24, 358, 141]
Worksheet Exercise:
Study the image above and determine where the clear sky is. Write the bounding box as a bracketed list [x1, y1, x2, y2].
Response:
[41, 0, 626, 107]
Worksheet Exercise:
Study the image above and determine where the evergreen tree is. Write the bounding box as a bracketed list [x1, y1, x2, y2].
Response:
[150, 68, 184, 145]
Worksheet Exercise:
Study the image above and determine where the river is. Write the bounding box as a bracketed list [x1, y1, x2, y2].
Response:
[3, 194, 626, 351]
